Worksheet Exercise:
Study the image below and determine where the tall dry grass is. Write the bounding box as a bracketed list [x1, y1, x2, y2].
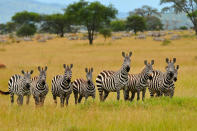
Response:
[0, 31, 197, 130]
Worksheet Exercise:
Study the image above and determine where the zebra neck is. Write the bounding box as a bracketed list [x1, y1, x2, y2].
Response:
[37, 80, 46, 90]
[164, 73, 173, 85]
[87, 82, 95, 90]
[140, 73, 149, 83]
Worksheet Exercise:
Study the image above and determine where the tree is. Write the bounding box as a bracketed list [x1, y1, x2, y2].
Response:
[179, 26, 188, 30]
[146, 16, 163, 30]
[16, 24, 36, 37]
[99, 28, 112, 41]
[110, 20, 126, 32]
[0, 24, 7, 34]
[0, 22, 16, 34]
[12, 11, 41, 25]
[126, 15, 146, 34]
[12, 11, 41, 37]
[160, 0, 197, 35]
[40, 14, 70, 37]
[65, 0, 117, 45]
[130, 5, 161, 17]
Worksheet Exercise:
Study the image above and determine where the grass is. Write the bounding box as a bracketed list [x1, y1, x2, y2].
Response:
[0, 31, 197, 130]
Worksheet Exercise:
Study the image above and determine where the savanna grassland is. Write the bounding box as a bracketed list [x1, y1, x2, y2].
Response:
[0, 31, 197, 130]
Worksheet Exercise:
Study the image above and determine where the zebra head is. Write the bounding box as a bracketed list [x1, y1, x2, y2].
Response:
[21, 70, 34, 89]
[63, 64, 73, 84]
[85, 67, 93, 85]
[122, 51, 132, 72]
[38, 66, 47, 85]
[144, 60, 154, 80]
[173, 65, 179, 82]
[165, 58, 176, 80]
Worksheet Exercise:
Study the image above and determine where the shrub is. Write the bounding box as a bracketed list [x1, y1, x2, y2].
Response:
[16, 24, 36, 37]
[161, 39, 171, 46]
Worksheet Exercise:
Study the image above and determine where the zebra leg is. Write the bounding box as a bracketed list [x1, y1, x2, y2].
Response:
[142, 88, 146, 101]
[92, 94, 95, 102]
[65, 94, 70, 106]
[60, 96, 66, 107]
[85, 95, 88, 104]
[26, 95, 30, 105]
[40, 97, 45, 106]
[103, 90, 109, 101]
[34, 96, 39, 106]
[98, 88, 104, 102]
[10, 94, 14, 104]
[137, 91, 140, 101]
[17, 95, 23, 106]
[150, 91, 154, 98]
[117, 90, 120, 101]
[123, 88, 130, 101]
[73, 91, 78, 105]
[53, 95, 57, 106]
[130, 92, 135, 101]
[78, 95, 83, 103]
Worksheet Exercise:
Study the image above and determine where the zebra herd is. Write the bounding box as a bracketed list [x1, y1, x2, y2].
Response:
[0, 51, 179, 106]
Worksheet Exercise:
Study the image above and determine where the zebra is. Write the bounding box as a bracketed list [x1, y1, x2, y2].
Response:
[148, 58, 178, 98]
[51, 64, 73, 107]
[0, 70, 33, 105]
[96, 51, 132, 101]
[30, 66, 48, 106]
[72, 68, 95, 104]
[124, 60, 154, 101]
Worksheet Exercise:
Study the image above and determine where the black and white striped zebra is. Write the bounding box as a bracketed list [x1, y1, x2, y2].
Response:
[0, 70, 33, 105]
[31, 66, 48, 106]
[51, 64, 73, 107]
[72, 68, 95, 104]
[148, 58, 178, 98]
[124, 60, 154, 101]
[96, 51, 132, 101]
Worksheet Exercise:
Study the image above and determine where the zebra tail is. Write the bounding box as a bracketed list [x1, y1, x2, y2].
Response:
[0, 90, 10, 95]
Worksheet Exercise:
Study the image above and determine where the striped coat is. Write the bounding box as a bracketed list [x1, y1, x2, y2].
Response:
[124, 60, 154, 101]
[31, 66, 48, 106]
[51, 64, 73, 107]
[96, 51, 132, 101]
[0, 70, 33, 105]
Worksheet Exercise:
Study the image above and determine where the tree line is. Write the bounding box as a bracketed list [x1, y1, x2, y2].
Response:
[0, 0, 196, 45]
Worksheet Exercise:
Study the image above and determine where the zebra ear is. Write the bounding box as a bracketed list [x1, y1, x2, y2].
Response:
[91, 68, 93, 72]
[38, 66, 41, 71]
[21, 70, 25, 74]
[122, 52, 125, 57]
[151, 60, 154, 65]
[30, 70, 34, 74]
[45, 66, 48, 71]
[63, 64, 66, 69]
[85, 68, 88, 73]
[129, 51, 132, 57]
[70, 64, 73, 69]
[166, 58, 169, 63]
[176, 65, 179, 70]
[144, 60, 147, 65]
[173, 58, 176, 63]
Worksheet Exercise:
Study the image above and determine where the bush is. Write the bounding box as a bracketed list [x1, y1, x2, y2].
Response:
[16, 24, 36, 37]
[99, 28, 112, 41]
[179, 26, 188, 30]
[161, 39, 171, 46]
[110, 20, 126, 32]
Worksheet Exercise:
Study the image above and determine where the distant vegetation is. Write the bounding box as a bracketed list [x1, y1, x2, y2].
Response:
[0, 0, 196, 45]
